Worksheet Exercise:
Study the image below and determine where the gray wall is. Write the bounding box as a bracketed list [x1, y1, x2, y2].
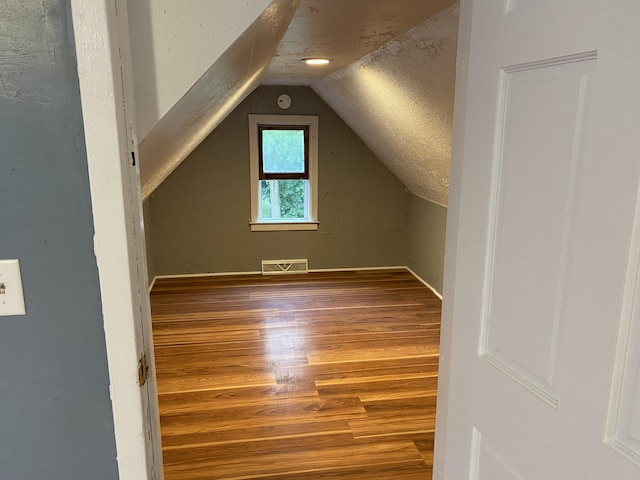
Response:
[0, 2, 118, 479]
[407, 195, 448, 293]
[147, 86, 410, 274]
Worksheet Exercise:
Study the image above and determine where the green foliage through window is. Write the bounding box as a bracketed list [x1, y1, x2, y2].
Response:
[250, 115, 317, 228]
[260, 179, 306, 220]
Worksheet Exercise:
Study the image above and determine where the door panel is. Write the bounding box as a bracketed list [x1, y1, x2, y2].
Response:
[438, 0, 640, 478]
[472, 430, 523, 480]
[481, 54, 595, 406]
[607, 211, 640, 466]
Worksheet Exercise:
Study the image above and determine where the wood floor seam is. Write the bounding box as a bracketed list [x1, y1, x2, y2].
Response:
[151, 269, 441, 479]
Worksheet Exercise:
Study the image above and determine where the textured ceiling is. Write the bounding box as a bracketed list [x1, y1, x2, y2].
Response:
[261, 0, 456, 86]
[138, 0, 299, 198]
[313, 4, 459, 206]
[130, 0, 459, 205]
[128, 0, 272, 139]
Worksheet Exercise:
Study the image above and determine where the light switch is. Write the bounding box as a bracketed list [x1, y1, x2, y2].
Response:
[0, 259, 26, 316]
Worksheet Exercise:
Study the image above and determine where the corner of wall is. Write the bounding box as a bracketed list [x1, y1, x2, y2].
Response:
[406, 193, 448, 293]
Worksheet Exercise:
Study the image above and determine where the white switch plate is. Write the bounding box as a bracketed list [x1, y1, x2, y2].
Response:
[0, 259, 26, 316]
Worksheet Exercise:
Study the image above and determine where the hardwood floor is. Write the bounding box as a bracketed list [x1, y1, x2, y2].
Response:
[150, 269, 441, 479]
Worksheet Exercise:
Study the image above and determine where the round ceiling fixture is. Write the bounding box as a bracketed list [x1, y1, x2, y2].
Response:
[277, 94, 292, 110]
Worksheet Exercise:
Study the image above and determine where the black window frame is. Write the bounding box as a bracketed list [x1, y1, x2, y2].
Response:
[258, 124, 310, 180]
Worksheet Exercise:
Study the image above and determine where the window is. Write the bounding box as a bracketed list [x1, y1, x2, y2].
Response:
[249, 115, 318, 231]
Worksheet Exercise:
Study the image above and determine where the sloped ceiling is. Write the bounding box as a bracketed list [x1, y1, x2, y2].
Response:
[128, 0, 272, 139]
[130, 0, 459, 205]
[313, 4, 458, 206]
[134, 0, 300, 199]
[261, 0, 456, 86]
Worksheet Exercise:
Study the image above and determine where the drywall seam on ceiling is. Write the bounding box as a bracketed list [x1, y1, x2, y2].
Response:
[313, 3, 459, 206]
[139, 0, 300, 200]
[127, 0, 272, 138]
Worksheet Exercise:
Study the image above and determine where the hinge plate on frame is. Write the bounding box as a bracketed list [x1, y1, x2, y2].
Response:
[138, 353, 149, 387]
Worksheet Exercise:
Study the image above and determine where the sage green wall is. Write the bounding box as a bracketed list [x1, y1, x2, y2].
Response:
[407, 194, 447, 293]
[146, 86, 410, 274]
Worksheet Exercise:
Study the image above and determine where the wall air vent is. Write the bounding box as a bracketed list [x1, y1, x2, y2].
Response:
[261, 259, 308, 275]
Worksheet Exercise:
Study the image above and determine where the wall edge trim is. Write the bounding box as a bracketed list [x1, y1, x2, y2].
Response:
[151, 266, 405, 283]
[405, 267, 443, 299]
[152, 271, 262, 283]
[150, 267, 442, 299]
[309, 266, 407, 273]
[411, 192, 449, 209]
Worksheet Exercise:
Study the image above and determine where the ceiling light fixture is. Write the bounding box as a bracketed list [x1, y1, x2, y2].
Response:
[303, 58, 330, 65]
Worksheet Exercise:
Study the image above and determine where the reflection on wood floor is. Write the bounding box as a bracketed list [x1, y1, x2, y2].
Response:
[150, 269, 441, 479]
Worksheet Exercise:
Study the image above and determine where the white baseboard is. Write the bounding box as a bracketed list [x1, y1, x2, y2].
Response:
[150, 266, 443, 299]
[148, 276, 157, 293]
[308, 265, 407, 273]
[405, 267, 443, 300]
[150, 266, 407, 288]
[149, 270, 262, 291]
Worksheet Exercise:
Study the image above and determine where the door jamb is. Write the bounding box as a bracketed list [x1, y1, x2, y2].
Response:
[69, 1, 163, 478]
[433, 0, 473, 477]
[69, 1, 475, 478]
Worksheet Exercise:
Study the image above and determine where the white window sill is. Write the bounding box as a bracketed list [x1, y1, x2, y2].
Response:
[250, 221, 319, 232]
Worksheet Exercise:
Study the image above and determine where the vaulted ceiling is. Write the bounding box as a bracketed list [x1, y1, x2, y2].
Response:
[128, 0, 459, 206]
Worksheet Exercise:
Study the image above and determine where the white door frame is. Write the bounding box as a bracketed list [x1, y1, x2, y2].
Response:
[69, 0, 481, 479]
[70, 1, 162, 478]
[432, 0, 472, 477]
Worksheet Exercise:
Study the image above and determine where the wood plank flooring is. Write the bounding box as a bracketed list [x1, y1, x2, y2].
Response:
[150, 269, 441, 479]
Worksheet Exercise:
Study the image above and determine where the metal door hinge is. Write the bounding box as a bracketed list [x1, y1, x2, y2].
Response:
[138, 353, 149, 386]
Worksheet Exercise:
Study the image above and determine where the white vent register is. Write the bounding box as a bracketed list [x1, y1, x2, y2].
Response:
[261, 259, 308, 275]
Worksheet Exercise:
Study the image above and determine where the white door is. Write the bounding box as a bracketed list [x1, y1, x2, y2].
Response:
[436, 0, 640, 478]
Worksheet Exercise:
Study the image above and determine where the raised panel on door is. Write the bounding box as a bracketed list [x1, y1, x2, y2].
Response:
[471, 429, 523, 480]
[481, 54, 595, 407]
[607, 205, 640, 466]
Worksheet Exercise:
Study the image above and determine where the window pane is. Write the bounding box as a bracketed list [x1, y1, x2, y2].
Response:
[261, 129, 305, 174]
[260, 180, 307, 220]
